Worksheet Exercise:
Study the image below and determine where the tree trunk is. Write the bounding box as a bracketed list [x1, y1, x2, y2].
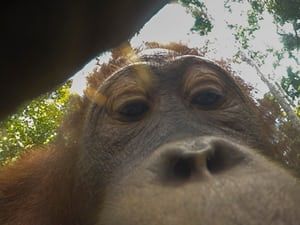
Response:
[241, 54, 300, 132]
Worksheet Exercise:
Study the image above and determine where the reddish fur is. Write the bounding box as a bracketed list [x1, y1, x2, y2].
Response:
[0, 146, 83, 225]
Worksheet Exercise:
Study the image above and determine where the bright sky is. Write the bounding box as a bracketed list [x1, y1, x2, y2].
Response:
[71, 2, 297, 97]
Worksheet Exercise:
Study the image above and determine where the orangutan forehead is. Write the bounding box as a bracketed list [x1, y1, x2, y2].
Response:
[100, 55, 230, 90]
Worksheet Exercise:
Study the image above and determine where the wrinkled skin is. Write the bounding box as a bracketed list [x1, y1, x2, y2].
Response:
[1, 55, 300, 225]
[80, 55, 300, 225]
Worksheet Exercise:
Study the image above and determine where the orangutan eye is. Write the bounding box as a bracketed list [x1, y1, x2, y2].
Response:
[191, 89, 224, 109]
[118, 100, 149, 121]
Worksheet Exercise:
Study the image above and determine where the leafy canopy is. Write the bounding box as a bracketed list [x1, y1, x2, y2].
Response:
[0, 81, 72, 165]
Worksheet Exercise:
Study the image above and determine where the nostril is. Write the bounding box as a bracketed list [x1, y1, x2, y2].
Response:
[206, 147, 227, 174]
[206, 144, 246, 174]
[172, 156, 195, 180]
[151, 139, 247, 184]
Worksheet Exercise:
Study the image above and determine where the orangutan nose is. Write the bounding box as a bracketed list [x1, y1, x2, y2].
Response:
[148, 137, 247, 182]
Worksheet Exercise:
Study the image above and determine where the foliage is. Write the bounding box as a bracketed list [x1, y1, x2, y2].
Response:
[178, 0, 213, 35]
[281, 66, 300, 117]
[257, 93, 300, 171]
[224, 0, 300, 62]
[281, 67, 300, 101]
[179, 0, 298, 65]
[0, 81, 72, 165]
[227, 4, 264, 49]
[266, 0, 300, 51]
